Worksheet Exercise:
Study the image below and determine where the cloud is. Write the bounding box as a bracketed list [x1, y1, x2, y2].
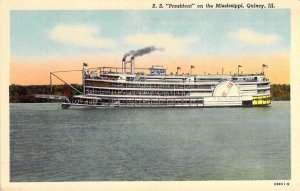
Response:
[124, 33, 197, 54]
[229, 28, 279, 45]
[49, 24, 115, 48]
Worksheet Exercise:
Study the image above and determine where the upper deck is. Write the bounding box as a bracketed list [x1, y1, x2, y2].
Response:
[84, 66, 269, 85]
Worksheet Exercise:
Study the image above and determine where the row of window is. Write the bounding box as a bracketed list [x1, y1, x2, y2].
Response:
[85, 89, 193, 96]
[112, 83, 213, 89]
[70, 98, 204, 106]
[116, 99, 203, 104]
[252, 99, 271, 105]
[257, 83, 270, 88]
[257, 90, 271, 94]
[85, 81, 213, 89]
[85, 75, 118, 81]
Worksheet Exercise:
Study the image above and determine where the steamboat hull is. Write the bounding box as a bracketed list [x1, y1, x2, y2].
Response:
[62, 92, 271, 109]
[62, 102, 271, 109]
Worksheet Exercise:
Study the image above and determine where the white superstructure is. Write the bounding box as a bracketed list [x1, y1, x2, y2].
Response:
[61, 58, 271, 108]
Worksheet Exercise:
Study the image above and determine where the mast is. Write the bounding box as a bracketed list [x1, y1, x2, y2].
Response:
[83, 63, 87, 94]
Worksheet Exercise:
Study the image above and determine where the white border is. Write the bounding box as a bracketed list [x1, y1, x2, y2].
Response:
[1, 0, 299, 190]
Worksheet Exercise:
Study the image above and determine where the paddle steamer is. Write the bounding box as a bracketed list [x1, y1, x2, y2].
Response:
[60, 56, 271, 108]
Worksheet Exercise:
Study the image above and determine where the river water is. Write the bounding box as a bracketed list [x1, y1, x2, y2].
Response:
[10, 101, 290, 181]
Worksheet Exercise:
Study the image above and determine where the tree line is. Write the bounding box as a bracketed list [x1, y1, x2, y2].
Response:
[9, 84, 290, 103]
[9, 84, 82, 103]
[270, 84, 290, 101]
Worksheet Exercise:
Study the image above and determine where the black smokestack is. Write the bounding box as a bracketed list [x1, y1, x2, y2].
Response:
[122, 46, 164, 61]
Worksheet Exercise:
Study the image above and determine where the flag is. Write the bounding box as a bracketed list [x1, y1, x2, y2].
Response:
[83, 63, 88, 67]
[191, 65, 195, 69]
[177, 67, 181, 70]
[238, 65, 242, 67]
[263, 64, 268, 68]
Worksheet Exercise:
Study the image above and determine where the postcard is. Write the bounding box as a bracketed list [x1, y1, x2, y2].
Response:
[1, 0, 300, 190]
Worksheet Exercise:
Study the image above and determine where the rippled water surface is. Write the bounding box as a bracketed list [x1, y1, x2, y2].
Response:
[10, 102, 290, 181]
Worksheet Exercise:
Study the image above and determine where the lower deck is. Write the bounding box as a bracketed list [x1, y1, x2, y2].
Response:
[62, 95, 271, 109]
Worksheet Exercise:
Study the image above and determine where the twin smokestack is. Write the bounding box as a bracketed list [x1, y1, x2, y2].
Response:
[122, 46, 164, 74]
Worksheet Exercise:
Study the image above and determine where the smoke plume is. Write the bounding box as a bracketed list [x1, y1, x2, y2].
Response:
[122, 46, 164, 61]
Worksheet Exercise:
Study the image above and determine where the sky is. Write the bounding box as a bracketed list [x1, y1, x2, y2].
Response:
[10, 10, 290, 84]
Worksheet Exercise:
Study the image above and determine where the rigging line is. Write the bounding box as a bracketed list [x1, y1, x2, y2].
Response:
[50, 72, 82, 94]
[52, 70, 83, 73]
